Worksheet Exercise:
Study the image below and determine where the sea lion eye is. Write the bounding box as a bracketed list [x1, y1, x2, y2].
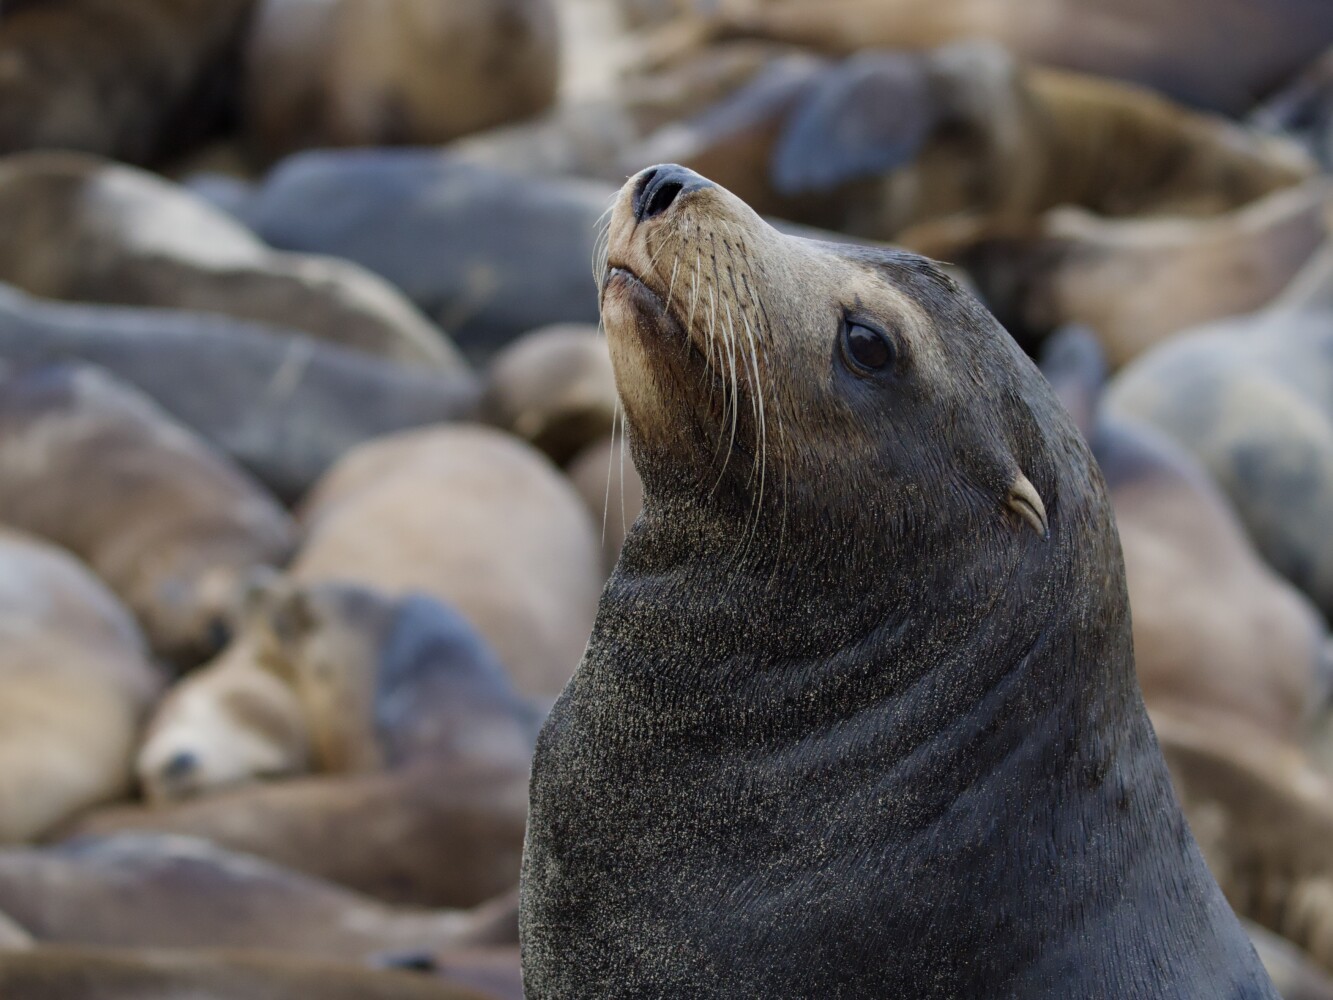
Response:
[841, 319, 895, 373]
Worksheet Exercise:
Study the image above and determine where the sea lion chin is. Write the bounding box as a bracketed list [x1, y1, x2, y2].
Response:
[520, 165, 1277, 998]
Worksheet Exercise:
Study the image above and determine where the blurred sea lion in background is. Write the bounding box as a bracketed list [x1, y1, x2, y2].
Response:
[0, 529, 162, 843]
[82, 583, 535, 907]
[0, 284, 479, 500]
[293, 426, 602, 698]
[566, 432, 642, 574]
[1107, 242, 1333, 621]
[0, 364, 295, 666]
[240, 151, 615, 356]
[673, 0, 1333, 114]
[0, 834, 513, 960]
[0, 946, 497, 1000]
[1249, 922, 1333, 1000]
[0, 152, 462, 369]
[1254, 46, 1333, 171]
[0, 910, 30, 951]
[244, 0, 560, 160]
[636, 43, 1314, 240]
[480, 325, 617, 466]
[0, 0, 255, 163]
[1040, 328, 1332, 740]
[915, 179, 1330, 366]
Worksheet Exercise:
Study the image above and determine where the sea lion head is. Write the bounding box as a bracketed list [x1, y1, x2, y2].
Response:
[601, 163, 1075, 578]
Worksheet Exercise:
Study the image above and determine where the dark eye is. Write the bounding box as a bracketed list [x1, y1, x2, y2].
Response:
[841, 319, 895, 373]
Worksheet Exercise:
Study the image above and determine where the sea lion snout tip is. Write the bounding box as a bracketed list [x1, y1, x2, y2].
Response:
[631, 164, 714, 224]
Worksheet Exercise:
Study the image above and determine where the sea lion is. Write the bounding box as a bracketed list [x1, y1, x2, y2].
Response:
[0, 283, 479, 500]
[0, 911, 31, 951]
[632, 43, 1314, 241]
[1039, 328, 1333, 740]
[292, 425, 602, 698]
[81, 582, 534, 907]
[913, 178, 1331, 367]
[0, 364, 295, 666]
[0, 152, 461, 369]
[479, 325, 617, 466]
[244, 0, 560, 160]
[0, 946, 495, 1000]
[1253, 46, 1333, 172]
[0, 529, 162, 843]
[0, 834, 512, 960]
[0, 0, 254, 164]
[566, 432, 643, 574]
[1106, 241, 1333, 621]
[1248, 922, 1333, 1000]
[519, 165, 1276, 996]
[243, 151, 615, 355]
[678, 0, 1333, 114]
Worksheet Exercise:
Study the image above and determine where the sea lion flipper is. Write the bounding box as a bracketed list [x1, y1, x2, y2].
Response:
[1007, 473, 1049, 541]
[772, 52, 935, 196]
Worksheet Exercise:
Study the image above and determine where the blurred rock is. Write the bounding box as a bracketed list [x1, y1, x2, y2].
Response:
[244, 0, 559, 160]
[0, 284, 479, 500]
[0, 364, 296, 667]
[0, 529, 162, 843]
[0, 910, 29, 951]
[0, 152, 462, 369]
[1253, 45, 1333, 171]
[0, 0, 255, 163]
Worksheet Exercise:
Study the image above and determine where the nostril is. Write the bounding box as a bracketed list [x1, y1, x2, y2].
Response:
[163, 751, 199, 782]
[632, 165, 703, 223]
[643, 179, 684, 221]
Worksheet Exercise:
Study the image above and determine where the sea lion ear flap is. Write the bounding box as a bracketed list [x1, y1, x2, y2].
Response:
[1007, 472, 1050, 541]
[772, 51, 936, 196]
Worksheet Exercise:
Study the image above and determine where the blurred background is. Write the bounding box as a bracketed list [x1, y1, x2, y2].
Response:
[5, 0, 1333, 997]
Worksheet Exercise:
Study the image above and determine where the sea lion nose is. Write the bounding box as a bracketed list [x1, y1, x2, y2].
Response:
[632, 164, 712, 223]
[162, 750, 199, 782]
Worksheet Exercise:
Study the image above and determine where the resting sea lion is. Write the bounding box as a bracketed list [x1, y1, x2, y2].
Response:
[0, 834, 511, 960]
[244, 151, 615, 355]
[0, 946, 494, 1000]
[244, 0, 559, 159]
[0, 911, 31, 951]
[1106, 241, 1333, 621]
[682, 0, 1333, 114]
[0, 0, 254, 163]
[479, 325, 617, 466]
[1039, 329, 1333, 740]
[910, 178, 1330, 367]
[82, 583, 534, 907]
[633, 43, 1313, 241]
[0, 529, 162, 843]
[0, 283, 478, 500]
[519, 164, 1276, 996]
[0, 152, 461, 368]
[0, 364, 295, 665]
[566, 432, 642, 574]
[292, 425, 602, 697]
